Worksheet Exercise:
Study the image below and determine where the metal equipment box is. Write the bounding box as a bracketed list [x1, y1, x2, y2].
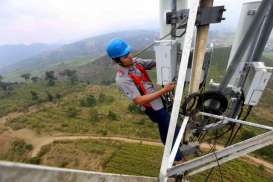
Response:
[154, 40, 178, 85]
[243, 62, 272, 106]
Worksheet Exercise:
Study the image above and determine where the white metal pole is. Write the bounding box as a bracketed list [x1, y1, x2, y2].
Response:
[200, 112, 273, 131]
[168, 117, 189, 167]
[159, 0, 188, 39]
[167, 130, 273, 176]
[159, 0, 172, 39]
[159, 0, 200, 181]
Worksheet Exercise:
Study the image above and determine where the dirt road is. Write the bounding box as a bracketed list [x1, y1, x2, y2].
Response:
[27, 133, 273, 174]
[7, 128, 270, 174]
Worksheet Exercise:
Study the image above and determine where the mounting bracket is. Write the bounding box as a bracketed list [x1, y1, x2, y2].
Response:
[166, 6, 226, 27]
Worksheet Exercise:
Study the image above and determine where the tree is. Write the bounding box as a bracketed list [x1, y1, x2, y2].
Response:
[0, 75, 3, 82]
[61, 69, 78, 84]
[107, 111, 118, 121]
[55, 93, 62, 99]
[31, 76, 39, 83]
[98, 93, 114, 103]
[46, 91, 53, 101]
[80, 95, 96, 107]
[89, 109, 99, 122]
[45, 71, 57, 86]
[0, 82, 13, 96]
[30, 91, 39, 100]
[98, 93, 107, 103]
[10, 139, 33, 156]
[21, 73, 31, 81]
[66, 107, 80, 118]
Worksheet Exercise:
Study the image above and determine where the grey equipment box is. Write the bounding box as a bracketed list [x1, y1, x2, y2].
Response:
[243, 62, 272, 106]
[154, 40, 178, 85]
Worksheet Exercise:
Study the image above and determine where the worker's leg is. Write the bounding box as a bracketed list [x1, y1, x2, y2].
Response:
[145, 107, 182, 161]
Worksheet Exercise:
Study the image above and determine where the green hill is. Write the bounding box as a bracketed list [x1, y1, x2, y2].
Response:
[0, 30, 158, 82]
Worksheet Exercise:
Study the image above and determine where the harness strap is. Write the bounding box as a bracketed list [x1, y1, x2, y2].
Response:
[128, 63, 152, 108]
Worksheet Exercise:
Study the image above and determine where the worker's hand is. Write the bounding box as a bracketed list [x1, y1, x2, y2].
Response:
[162, 82, 176, 93]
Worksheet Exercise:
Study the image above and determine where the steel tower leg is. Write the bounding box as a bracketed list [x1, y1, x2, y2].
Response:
[159, 0, 199, 181]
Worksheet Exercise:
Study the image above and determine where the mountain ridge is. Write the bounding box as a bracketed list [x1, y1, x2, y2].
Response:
[0, 30, 159, 81]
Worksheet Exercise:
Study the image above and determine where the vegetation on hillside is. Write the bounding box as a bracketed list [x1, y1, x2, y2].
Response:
[0, 80, 85, 117]
[0, 44, 273, 179]
[0, 138, 33, 162]
[5, 84, 159, 139]
[12, 139, 273, 181]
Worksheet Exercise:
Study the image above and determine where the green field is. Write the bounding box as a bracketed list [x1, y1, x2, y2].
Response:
[5, 84, 159, 139]
[0, 80, 85, 117]
[3, 79, 273, 164]
[19, 139, 273, 181]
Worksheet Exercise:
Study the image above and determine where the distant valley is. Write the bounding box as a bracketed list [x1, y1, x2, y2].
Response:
[0, 30, 158, 82]
[0, 43, 61, 69]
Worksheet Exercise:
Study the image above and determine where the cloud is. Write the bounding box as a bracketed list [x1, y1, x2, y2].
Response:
[0, 0, 159, 44]
[0, 0, 260, 44]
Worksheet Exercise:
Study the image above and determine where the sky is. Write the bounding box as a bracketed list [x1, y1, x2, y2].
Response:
[0, 0, 260, 45]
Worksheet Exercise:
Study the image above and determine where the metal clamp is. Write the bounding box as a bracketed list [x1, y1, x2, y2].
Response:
[166, 6, 226, 27]
[196, 6, 226, 26]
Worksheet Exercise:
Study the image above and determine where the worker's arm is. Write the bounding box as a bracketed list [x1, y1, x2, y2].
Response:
[133, 83, 175, 105]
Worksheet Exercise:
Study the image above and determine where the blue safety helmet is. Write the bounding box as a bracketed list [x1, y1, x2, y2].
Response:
[106, 38, 131, 59]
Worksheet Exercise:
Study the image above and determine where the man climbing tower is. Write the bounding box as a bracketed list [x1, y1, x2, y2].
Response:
[106, 38, 183, 162]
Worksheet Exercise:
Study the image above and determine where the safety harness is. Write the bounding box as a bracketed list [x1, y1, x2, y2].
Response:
[128, 63, 152, 108]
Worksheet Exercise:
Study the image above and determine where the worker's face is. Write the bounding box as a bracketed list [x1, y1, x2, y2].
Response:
[120, 53, 133, 67]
